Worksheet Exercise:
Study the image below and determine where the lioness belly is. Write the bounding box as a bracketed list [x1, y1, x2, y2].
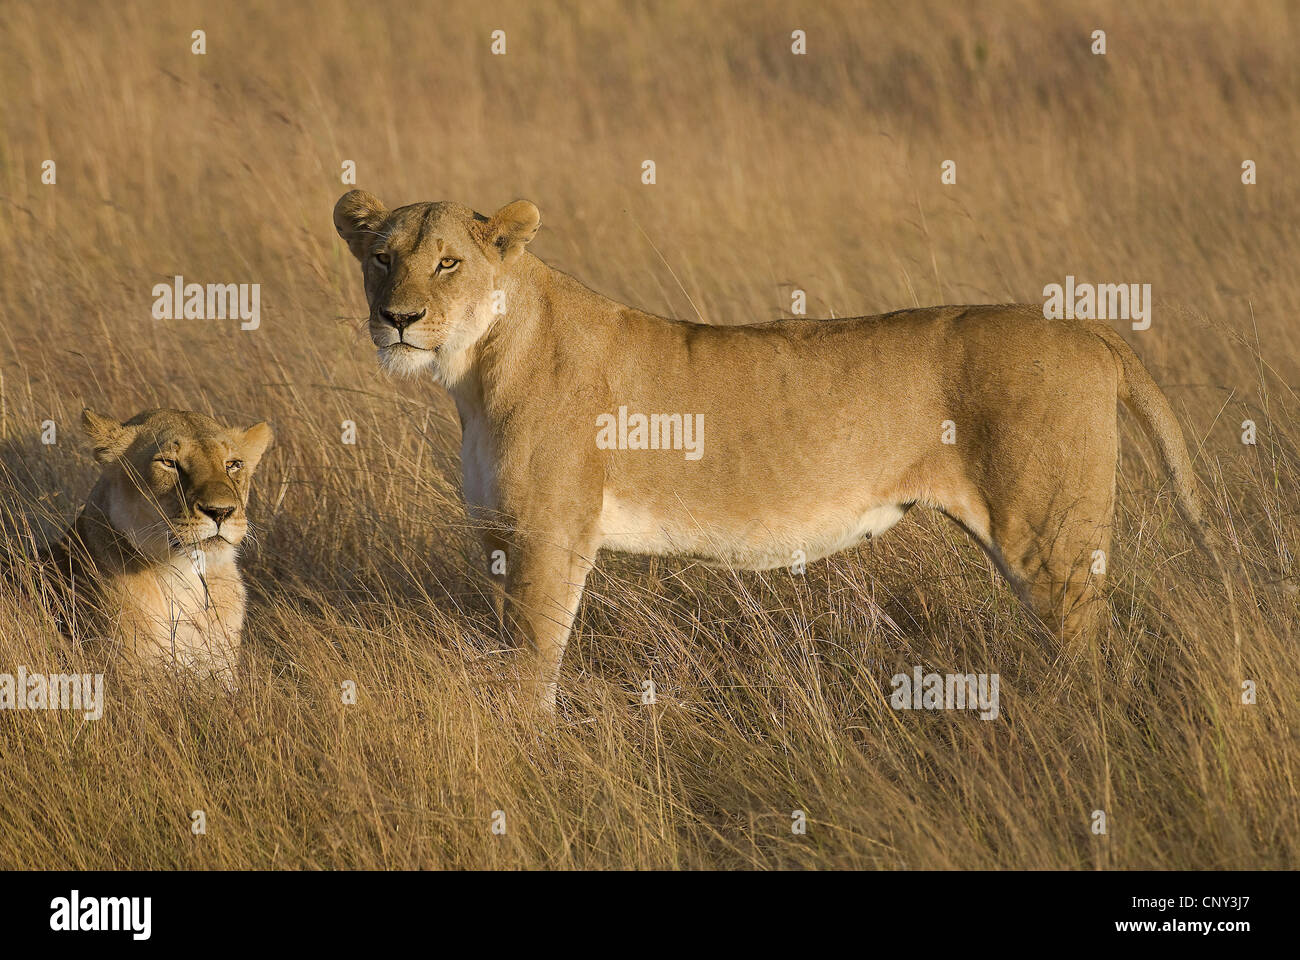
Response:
[598, 491, 906, 569]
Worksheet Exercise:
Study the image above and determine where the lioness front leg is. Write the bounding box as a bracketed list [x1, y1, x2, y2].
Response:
[476, 528, 510, 644]
[503, 534, 596, 713]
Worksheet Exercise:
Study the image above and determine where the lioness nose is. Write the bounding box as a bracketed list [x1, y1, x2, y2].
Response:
[380, 307, 426, 332]
[199, 504, 236, 525]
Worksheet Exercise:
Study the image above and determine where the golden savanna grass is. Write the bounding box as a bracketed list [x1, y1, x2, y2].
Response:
[1, 0, 1297, 869]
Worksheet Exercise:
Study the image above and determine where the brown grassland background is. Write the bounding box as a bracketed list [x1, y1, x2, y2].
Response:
[1, 0, 1298, 869]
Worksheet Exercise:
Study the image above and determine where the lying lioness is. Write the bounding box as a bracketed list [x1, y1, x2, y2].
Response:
[334, 189, 1235, 712]
[46, 408, 273, 687]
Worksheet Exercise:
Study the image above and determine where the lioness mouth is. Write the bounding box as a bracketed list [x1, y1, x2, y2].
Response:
[173, 533, 229, 550]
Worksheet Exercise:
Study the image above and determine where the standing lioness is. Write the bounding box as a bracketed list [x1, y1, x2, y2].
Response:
[335, 190, 1232, 712]
[47, 408, 273, 687]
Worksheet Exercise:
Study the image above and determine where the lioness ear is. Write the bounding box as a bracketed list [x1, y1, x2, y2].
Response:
[475, 200, 540, 265]
[81, 409, 136, 464]
[237, 421, 274, 471]
[333, 190, 388, 260]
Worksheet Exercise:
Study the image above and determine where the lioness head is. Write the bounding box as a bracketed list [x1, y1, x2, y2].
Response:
[333, 190, 540, 383]
[82, 408, 273, 562]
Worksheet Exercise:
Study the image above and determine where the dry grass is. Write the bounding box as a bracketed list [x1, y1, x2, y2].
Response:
[1, 0, 1297, 869]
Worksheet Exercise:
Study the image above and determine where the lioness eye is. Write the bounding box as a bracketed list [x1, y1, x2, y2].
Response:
[156, 458, 177, 470]
[226, 460, 243, 474]
[374, 252, 391, 267]
[438, 257, 459, 271]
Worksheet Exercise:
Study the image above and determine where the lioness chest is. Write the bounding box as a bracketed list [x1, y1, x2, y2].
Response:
[103, 554, 245, 667]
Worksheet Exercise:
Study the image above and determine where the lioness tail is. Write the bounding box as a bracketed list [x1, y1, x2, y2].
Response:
[1092, 322, 1242, 659]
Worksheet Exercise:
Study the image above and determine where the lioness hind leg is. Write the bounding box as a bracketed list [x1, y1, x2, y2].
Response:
[974, 402, 1118, 655]
[1023, 554, 1107, 653]
[992, 507, 1113, 657]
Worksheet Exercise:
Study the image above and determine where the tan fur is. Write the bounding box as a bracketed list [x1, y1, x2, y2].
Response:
[48, 408, 273, 688]
[335, 190, 1233, 712]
